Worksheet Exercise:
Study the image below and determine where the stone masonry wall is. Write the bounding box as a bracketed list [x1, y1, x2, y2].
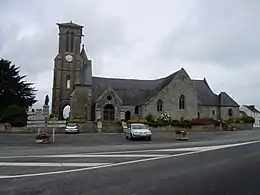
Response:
[221, 106, 240, 119]
[141, 69, 198, 120]
[199, 106, 218, 120]
[121, 105, 141, 120]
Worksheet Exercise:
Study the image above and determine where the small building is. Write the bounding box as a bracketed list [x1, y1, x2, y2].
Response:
[240, 105, 260, 128]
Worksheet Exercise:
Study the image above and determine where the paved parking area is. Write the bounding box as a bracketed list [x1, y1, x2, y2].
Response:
[0, 130, 259, 147]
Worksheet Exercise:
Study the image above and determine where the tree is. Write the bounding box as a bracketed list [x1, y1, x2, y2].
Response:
[0, 59, 37, 116]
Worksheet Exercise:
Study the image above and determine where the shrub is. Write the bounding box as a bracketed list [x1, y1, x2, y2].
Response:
[225, 117, 255, 124]
[49, 113, 58, 118]
[1, 105, 27, 127]
[127, 119, 148, 124]
[147, 121, 169, 127]
[68, 119, 87, 123]
[145, 114, 154, 122]
[239, 116, 255, 124]
[170, 120, 180, 126]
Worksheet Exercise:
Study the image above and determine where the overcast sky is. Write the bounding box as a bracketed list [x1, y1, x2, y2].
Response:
[1, 0, 260, 113]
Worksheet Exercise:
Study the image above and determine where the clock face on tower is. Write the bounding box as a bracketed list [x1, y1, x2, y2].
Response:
[65, 54, 73, 63]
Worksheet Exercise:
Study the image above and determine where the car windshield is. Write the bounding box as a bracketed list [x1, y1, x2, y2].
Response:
[132, 124, 147, 129]
[67, 123, 76, 127]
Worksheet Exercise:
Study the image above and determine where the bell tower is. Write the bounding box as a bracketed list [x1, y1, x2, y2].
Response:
[51, 21, 84, 119]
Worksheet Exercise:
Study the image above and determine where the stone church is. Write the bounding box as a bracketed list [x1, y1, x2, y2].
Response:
[51, 21, 240, 121]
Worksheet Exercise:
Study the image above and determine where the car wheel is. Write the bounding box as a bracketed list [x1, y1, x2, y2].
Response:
[147, 136, 151, 141]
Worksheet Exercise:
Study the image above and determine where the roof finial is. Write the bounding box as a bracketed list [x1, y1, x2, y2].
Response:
[70, 20, 72, 23]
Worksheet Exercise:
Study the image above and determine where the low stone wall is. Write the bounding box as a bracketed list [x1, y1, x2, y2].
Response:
[78, 123, 96, 133]
[149, 123, 252, 132]
[102, 122, 122, 133]
[227, 123, 253, 130]
[150, 125, 219, 132]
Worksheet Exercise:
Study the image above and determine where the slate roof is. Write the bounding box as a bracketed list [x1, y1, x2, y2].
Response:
[244, 105, 260, 113]
[92, 71, 178, 105]
[91, 71, 239, 107]
[218, 92, 239, 107]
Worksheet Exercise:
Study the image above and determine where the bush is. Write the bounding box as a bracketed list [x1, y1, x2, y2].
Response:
[49, 113, 58, 119]
[1, 105, 27, 127]
[68, 119, 87, 123]
[145, 114, 154, 122]
[170, 120, 180, 126]
[147, 121, 169, 127]
[225, 117, 255, 124]
[127, 119, 147, 124]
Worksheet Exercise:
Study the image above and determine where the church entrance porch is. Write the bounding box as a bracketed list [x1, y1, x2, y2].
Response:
[103, 104, 115, 121]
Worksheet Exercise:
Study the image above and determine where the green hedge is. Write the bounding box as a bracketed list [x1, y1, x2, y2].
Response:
[225, 117, 255, 124]
[68, 119, 87, 123]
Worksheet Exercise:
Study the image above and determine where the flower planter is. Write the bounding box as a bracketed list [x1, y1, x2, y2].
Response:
[36, 132, 51, 144]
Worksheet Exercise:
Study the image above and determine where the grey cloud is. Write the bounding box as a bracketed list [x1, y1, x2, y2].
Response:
[0, 0, 132, 79]
[1, 0, 260, 110]
[158, 0, 260, 67]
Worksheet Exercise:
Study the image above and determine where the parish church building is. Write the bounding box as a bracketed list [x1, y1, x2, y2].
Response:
[51, 21, 240, 122]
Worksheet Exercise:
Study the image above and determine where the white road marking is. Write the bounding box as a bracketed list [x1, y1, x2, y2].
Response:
[0, 154, 166, 158]
[0, 140, 260, 179]
[0, 162, 110, 167]
[1, 140, 259, 159]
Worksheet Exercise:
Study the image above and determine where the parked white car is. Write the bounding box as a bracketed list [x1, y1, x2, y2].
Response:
[65, 123, 79, 134]
[125, 123, 152, 141]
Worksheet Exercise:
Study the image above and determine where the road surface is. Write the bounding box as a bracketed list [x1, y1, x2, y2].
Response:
[1, 132, 260, 195]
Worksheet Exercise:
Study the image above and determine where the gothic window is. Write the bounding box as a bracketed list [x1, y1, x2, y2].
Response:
[179, 95, 185, 109]
[157, 99, 163, 112]
[70, 32, 74, 52]
[135, 106, 139, 114]
[197, 112, 200, 118]
[65, 31, 70, 52]
[66, 75, 70, 89]
[228, 108, 233, 117]
[212, 110, 215, 115]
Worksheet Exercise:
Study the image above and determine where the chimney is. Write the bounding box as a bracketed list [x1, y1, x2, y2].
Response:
[249, 105, 255, 109]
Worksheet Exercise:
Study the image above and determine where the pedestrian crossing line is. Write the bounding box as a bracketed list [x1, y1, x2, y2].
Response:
[0, 162, 110, 167]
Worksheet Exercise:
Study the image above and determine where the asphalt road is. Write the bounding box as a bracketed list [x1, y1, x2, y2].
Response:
[1, 131, 260, 194]
[1, 130, 260, 146]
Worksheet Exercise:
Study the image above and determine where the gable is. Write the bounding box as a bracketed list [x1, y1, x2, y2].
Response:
[96, 87, 123, 105]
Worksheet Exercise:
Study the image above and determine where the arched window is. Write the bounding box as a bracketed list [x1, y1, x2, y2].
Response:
[157, 99, 163, 112]
[103, 104, 115, 121]
[179, 95, 185, 109]
[135, 106, 139, 114]
[65, 31, 70, 52]
[66, 75, 70, 89]
[197, 112, 200, 118]
[228, 108, 233, 117]
[70, 32, 74, 52]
